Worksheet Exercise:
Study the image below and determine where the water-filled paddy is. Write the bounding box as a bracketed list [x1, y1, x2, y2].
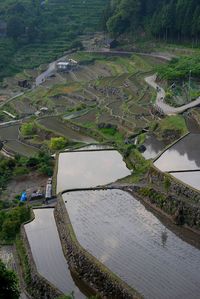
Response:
[56, 150, 131, 193]
[64, 189, 200, 299]
[154, 134, 200, 171]
[25, 209, 85, 298]
[142, 135, 165, 160]
[170, 171, 200, 191]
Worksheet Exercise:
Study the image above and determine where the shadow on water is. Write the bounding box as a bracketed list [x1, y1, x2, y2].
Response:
[142, 135, 165, 160]
[154, 133, 200, 171]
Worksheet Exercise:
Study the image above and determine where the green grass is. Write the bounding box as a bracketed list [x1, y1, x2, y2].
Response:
[0, 0, 107, 80]
[158, 115, 187, 134]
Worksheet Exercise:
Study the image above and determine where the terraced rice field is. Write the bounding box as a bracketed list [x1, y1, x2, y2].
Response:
[64, 189, 200, 299]
[4, 140, 39, 157]
[142, 135, 165, 160]
[0, 124, 40, 156]
[154, 133, 200, 191]
[0, 124, 19, 140]
[9, 98, 37, 115]
[154, 134, 200, 171]
[1, 54, 159, 144]
[73, 109, 98, 124]
[25, 209, 85, 298]
[56, 150, 131, 193]
[37, 116, 96, 143]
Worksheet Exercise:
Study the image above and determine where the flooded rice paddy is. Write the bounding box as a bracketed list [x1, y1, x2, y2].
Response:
[25, 209, 85, 298]
[154, 133, 200, 190]
[170, 171, 200, 190]
[0, 124, 39, 156]
[64, 189, 200, 299]
[142, 135, 165, 160]
[154, 134, 200, 171]
[56, 150, 131, 193]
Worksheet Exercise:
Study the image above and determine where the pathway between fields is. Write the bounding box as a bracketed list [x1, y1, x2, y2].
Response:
[145, 74, 200, 115]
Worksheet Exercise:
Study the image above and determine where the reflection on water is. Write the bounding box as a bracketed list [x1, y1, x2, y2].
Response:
[170, 171, 200, 191]
[142, 136, 165, 160]
[57, 150, 131, 193]
[25, 209, 85, 298]
[64, 189, 200, 299]
[154, 134, 200, 171]
[161, 230, 168, 248]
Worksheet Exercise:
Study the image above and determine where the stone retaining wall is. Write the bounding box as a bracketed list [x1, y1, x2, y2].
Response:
[148, 166, 200, 204]
[130, 166, 200, 231]
[54, 193, 142, 299]
[20, 225, 62, 299]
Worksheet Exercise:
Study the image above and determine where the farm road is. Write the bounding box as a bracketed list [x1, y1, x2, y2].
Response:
[145, 74, 200, 115]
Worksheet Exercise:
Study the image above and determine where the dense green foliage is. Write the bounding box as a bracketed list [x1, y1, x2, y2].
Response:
[0, 0, 106, 80]
[105, 0, 200, 43]
[49, 136, 68, 150]
[0, 157, 16, 193]
[0, 259, 20, 298]
[21, 122, 37, 136]
[157, 56, 200, 80]
[151, 115, 187, 142]
[0, 204, 30, 242]
[0, 152, 53, 194]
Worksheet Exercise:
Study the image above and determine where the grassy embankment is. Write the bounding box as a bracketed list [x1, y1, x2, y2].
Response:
[156, 55, 200, 107]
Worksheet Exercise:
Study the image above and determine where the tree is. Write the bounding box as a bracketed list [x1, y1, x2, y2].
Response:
[20, 122, 37, 136]
[49, 137, 68, 151]
[0, 260, 20, 299]
[105, 0, 200, 41]
[7, 17, 25, 40]
[106, 0, 140, 36]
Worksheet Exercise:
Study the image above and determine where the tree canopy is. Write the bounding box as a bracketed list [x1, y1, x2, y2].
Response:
[49, 137, 68, 151]
[105, 0, 200, 42]
[0, 260, 20, 299]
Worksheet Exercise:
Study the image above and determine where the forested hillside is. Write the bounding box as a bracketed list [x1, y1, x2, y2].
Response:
[105, 0, 200, 42]
[0, 0, 107, 80]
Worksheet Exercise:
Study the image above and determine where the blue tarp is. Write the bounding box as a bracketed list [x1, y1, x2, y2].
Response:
[20, 191, 27, 202]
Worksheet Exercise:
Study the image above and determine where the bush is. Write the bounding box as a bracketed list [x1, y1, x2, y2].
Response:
[21, 122, 37, 136]
[49, 137, 68, 150]
[0, 260, 20, 299]
[13, 166, 28, 176]
[38, 164, 53, 176]
[0, 205, 30, 242]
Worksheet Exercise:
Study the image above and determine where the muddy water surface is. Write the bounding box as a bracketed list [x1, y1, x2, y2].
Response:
[57, 150, 131, 193]
[154, 134, 200, 171]
[64, 189, 200, 299]
[25, 209, 85, 298]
